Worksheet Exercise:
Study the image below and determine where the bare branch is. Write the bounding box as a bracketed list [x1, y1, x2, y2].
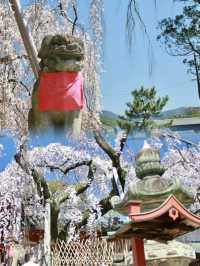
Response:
[76, 188, 117, 229]
[162, 132, 199, 149]
[14, 147, 51, 202]
[117, 132, 129, 156]
[45, 159, 92, 175]
[76, 162, 94, 195]
[58, 1, 84, 34]
[58, 161, 94, 205]
[94, 131, 126, 190]
[0, 55, 29, 64]
[187, 37, 200, 57]
[94, 131, 118, 162]
[194, 52, 200, 99]
[72, 4, 78, 35]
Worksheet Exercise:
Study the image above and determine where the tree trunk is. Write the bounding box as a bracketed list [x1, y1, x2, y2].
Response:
[9, 0, 40, 77]
[50, 203, 60, 242]
[44, 202, 51, 266]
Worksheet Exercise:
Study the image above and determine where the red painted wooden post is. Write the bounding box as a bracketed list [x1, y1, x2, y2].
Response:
[132, 238, 146, 266]
[127, 201, 146, 266]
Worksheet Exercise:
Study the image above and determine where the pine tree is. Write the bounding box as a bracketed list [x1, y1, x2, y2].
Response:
[118, 86, 169, 132]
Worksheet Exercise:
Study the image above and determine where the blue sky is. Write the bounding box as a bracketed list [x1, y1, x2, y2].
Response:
[100, 1, 199, 114]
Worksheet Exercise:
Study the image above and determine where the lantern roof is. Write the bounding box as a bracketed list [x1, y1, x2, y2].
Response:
[108, 195, 200, 241]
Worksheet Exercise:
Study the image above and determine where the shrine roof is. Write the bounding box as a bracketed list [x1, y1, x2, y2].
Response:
[108, 195, 200, 242]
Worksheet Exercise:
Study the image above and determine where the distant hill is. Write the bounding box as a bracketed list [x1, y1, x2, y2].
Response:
[100, 110, 119, 128]
[160, 107, 200, 119]
[100, 107, 200, 128]
[101, 110, 119, 119]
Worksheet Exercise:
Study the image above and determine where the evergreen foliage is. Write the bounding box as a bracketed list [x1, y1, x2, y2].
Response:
[157, 0, 200, 80]
[118, 86, 169, 131]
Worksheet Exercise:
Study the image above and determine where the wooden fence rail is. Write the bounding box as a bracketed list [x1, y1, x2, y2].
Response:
[51, 238, 115, 266]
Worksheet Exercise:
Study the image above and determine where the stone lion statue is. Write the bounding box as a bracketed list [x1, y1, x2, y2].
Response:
[28, 34, 85, 136]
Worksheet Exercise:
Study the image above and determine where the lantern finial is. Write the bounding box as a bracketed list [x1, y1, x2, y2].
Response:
[135, 141, 165, 179]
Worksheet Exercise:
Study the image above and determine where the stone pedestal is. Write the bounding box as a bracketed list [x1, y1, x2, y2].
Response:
[145, 240, 195, 266]
[113, 240, 196, 266]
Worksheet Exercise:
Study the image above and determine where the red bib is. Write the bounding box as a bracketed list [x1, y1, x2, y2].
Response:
[38, 72, 84, 111]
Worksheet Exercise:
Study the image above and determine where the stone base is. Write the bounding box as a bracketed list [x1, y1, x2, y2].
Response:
[113, 240, 196, 266]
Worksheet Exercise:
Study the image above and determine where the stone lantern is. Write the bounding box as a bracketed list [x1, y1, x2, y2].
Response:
[109, 142, 200, 266]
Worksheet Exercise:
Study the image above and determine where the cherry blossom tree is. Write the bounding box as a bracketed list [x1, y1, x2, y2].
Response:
[0, 128, 199, 243]
[0, 0, 105, 245]
[0, 0, 199, 248]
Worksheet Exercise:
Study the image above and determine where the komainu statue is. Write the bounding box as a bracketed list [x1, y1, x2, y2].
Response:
[28, 34, 85, 136]
[38, 35, 84, 72]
